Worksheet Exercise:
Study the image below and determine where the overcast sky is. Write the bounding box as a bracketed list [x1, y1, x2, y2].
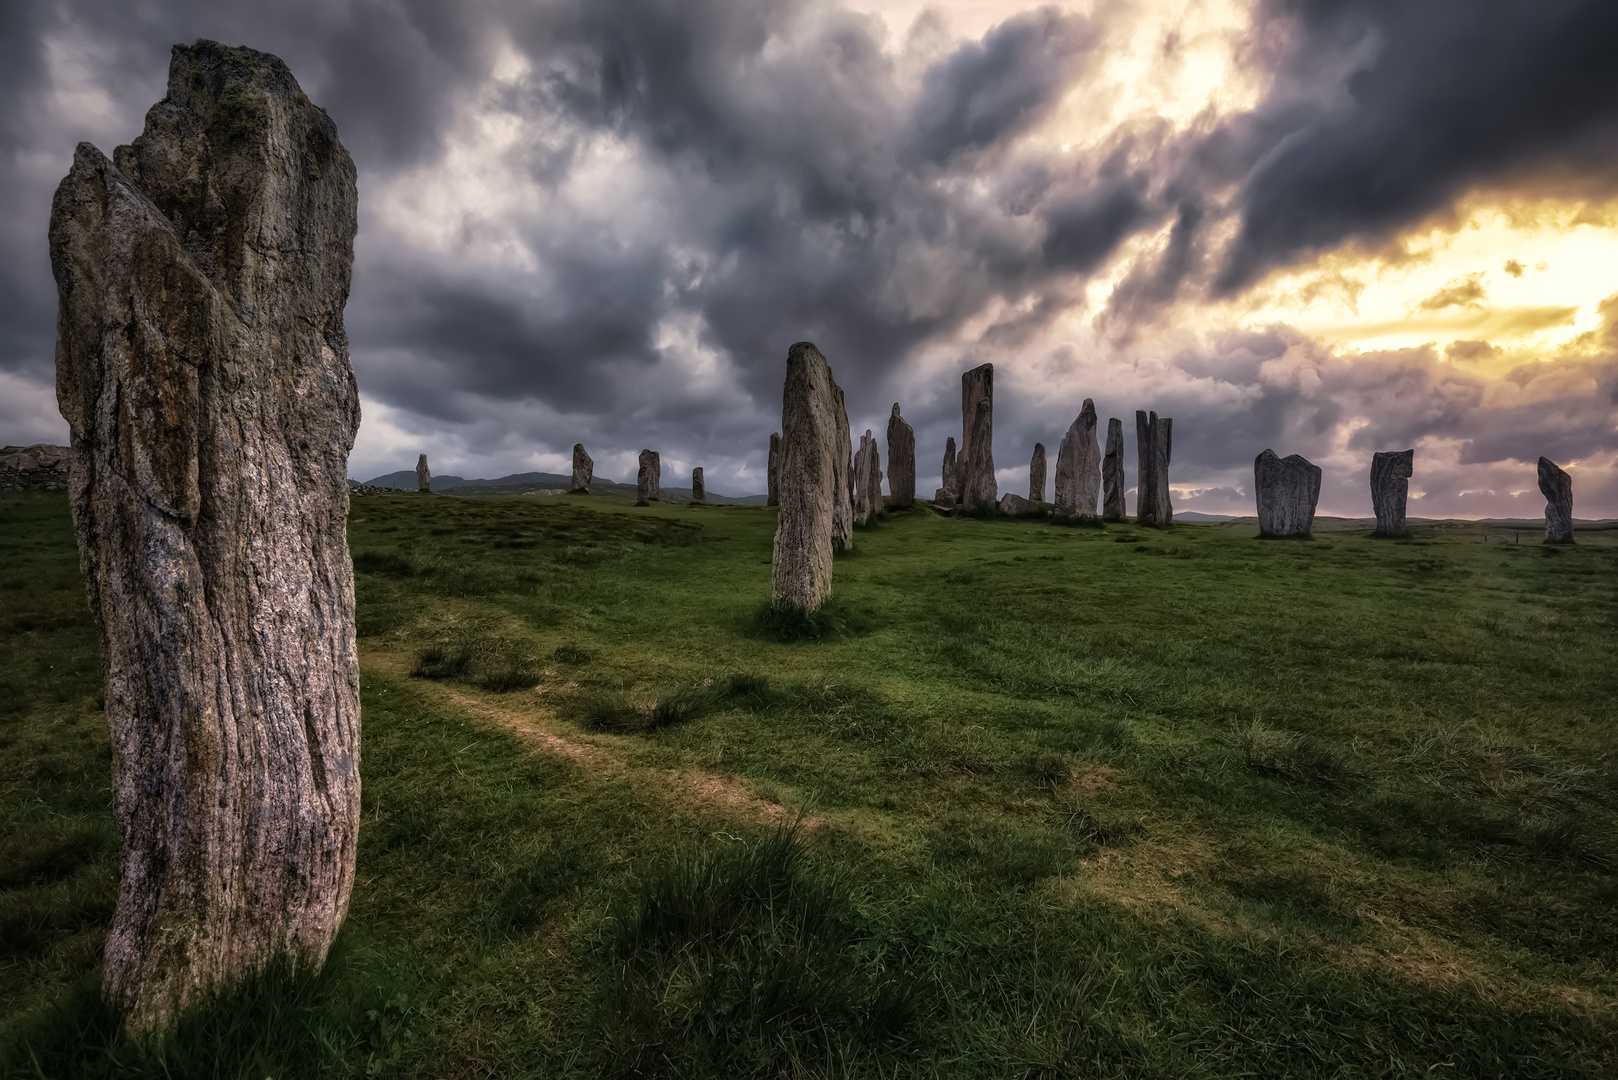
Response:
[4, 0, 1618, 515]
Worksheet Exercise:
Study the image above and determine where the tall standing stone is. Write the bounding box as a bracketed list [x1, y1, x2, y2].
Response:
[1029, 443, 1047, 502]
[772, 342, 841, 613]
[571, 443, 593, 493]
[637, 449, 661, 505]
[936, 437, 959, 505]
[831, 386, 854, 551]
[1538, 457, 1574, 544]
[49, 41, 361, 1034]
[1369, 449, 1413, 536]
[767, 432, 781, 507]
[1254, 450, 1321, 538]
[959, 364, 996, 513]
[1135, 411, 1172, 527]
[868, 432, 884, 515]
[1055, 400, 1102, 520]
[1102, 418, 1126, 521]
[691, 467, 705, 503]
[852, 432, 872, 526]
[417, 454, 431, 492]
[886, 404, 915, 509]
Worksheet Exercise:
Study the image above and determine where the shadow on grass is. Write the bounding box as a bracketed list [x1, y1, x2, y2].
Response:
[750, 597, 873, 644]
[592, 825, 927, 1076]
[0, 937, 421, 1080]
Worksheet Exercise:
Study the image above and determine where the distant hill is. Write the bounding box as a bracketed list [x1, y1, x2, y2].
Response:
[360, 469, 766, 504]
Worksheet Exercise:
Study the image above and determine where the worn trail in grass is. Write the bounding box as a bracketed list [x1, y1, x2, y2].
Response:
[3, 489, 1616, 1077]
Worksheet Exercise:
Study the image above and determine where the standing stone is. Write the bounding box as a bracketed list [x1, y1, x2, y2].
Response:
[886, 404, 915, 509]
[1135, 411, 1172, 527]
[852, 432, 872, 526]
[1029, 443, 1047, 503]
[1369, 449, 1413, 536]
[869, 434, 884, 514]
[1055, 400, 1102, 520]
[1538, 457, 1574, 544]
[571, 443, 593, 493]
[1254, 450, 1322, 538]
[691, 467, 705, 503]
[772, 342, 841, 613]
[637, 449, 661, 505]
[49, 41, 360, 1034]
[417, 453, 431, 492]
[959, 364, 996, 513]
[831, 386, 854, 551]
[767, 432, 781, 507]
[1102, 418, 1126, 521]
[936, 437, 959, 505]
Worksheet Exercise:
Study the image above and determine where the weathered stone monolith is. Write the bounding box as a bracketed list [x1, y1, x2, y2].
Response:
[1538, 457, 1574, 544]
[49, 40, 360, 1035]
[1135, 411, 1172, 527]
[868, 432, 884, 516]
[1255, 450, 1321, 538]
[853, 432, 872, 526]
[691, 467, 705, 503]
[417, 454, 431, 492]
[1029, 443, 1047, 502]
[886, 404, 915, 509]
[1102, 418, 1125, 521]
[1055, 399, 1101, 520]
[959, 364, 996, 513]
[767, 432, 781, 507]
[936, 437, 959, 504]
[831, 387, 854, 550]
[772, 342, 840, 613]
[998, 492, 1040, 518]
[1369, 449, 1413, 536]
[637, 449, 661, 504]
[571, 443, 593, 493]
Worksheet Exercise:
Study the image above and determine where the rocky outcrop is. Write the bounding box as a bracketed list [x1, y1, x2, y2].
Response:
[886, 404, 915, 509]
[1255, 450, 1321, 538]
[637, 450, 661, 504]
[959, 364, 996, 513]
[571, 443, 593, 493]
[832, 386, 854, 551]
[1055, 399, 1101, 520]
[767, 432, 780, 507]
[417, 454, 431, 492]
[936, 437, 958, 505]
[772, 342, 841, 613]
[1029, 443, 1046, 502]
[1135, 411, 1172, 527]
[691, 466, 705, 503]
[1538, 457, 1574, 543]
[0, 444, 72, 491]
[998, 492, 1041, 518]
[1102, 418, 1125, 521]
[1370, 449, 1413, 536]
[49, 41, 361, 1034]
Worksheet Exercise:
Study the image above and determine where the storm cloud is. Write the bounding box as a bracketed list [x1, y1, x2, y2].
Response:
[2, 0, 1616, 515]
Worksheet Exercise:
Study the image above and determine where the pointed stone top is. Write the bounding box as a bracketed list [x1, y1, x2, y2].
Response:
[892, 402, 902, 418]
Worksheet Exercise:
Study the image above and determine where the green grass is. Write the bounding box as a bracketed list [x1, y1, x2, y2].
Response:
[3, 489, 1617, 1077]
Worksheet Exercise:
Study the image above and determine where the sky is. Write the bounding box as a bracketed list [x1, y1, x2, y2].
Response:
[4, 0, 1618, 516]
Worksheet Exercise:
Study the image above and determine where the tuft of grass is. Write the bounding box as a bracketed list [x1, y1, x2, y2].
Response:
[593, 827, 927, 1075]
[476, 660, 538, 694]
[553, 644, 593, 665]
[410, 642, 472, 680]
[752, 597, 872, 643]
[1231, 721, 1358, 788]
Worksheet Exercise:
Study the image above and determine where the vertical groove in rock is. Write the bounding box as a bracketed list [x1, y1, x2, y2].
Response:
[49, 40, 360, 1035]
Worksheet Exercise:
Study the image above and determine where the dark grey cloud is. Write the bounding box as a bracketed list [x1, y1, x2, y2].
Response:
[1215, 0, 1618, 291]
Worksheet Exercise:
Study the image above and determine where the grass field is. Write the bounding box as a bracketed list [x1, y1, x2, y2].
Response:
[2, 488, 1616, 1078]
